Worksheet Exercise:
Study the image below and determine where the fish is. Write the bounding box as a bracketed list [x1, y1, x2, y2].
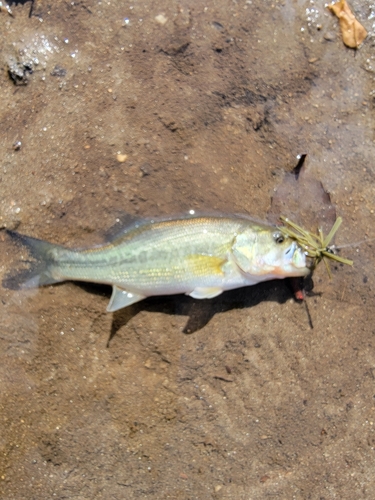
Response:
[2, 214, 310, 312]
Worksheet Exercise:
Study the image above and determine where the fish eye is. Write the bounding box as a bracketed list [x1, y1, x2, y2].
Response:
[273, 232, 285, 244]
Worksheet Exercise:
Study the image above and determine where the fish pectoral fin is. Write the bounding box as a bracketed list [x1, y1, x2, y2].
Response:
[107, 285, 145, 312]
[187, 286, 223, 300]
[186, 254, 227, 276]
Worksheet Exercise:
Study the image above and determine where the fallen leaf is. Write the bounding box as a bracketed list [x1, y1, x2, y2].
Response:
[328, 0, 367, 48]
[268, 155, 336, 235]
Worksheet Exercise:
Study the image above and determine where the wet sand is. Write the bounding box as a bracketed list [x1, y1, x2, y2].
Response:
[1, 1, 375, 498]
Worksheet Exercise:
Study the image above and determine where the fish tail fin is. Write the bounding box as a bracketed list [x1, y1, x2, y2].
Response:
[3, 230, 63, 290]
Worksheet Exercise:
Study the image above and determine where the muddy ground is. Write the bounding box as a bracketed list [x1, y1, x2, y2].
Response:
[1, 0, 375, 498]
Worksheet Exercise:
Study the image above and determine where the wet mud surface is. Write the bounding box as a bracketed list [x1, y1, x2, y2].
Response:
[1, 0, 375, 498]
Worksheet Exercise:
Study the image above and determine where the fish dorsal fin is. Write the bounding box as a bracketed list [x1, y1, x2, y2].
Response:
[107, 285, 145, 312]
[102, 213, 145, 242]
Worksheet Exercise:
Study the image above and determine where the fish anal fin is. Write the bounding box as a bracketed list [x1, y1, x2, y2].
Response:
[107, 285, 145, 312]
[187, 287, 223, 299]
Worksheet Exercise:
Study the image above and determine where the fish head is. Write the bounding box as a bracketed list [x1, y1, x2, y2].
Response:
[232, 227, 310, 278]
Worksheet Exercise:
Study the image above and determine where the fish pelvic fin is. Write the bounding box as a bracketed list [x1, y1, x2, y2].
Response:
[107, 285, 145, 312]
[187, 286, 223, 299]
[3, 230, 63, 290]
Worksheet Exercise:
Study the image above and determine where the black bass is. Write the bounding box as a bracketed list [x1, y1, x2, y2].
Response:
[3, 215, 310, 311]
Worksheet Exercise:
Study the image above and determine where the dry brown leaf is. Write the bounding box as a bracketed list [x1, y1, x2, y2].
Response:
[268, 156, 336, 235]
[328, 0, 367, 48]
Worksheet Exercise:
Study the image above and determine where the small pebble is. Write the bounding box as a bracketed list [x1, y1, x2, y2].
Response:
[155, 14, 167, 25]
[116, 153, 128, 163]
[324, 32, 336, 41]
[140, 163, 151, 176]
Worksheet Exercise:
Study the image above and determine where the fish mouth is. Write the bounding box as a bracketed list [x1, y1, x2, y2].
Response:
[290, 243, 315, 270]
[289, 243, 311, 273]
